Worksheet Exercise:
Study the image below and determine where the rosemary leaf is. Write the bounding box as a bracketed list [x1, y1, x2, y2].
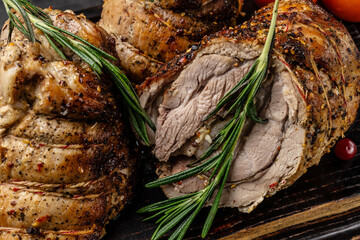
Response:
[43, 33, 67, 59]
[128, 104, 150, 145]
[137, 192, 198, 213]
[145, 156, 218, 188]
[102, 59, 156, 131]
[6, 0, 35, 41]
[170, 196, 206, 240]
[7, 18, 14, 42]
[247, 99, 267, 124]
[19, 0, 51, 23]
[8, 11, 31, 39]
[202, 155, 232, 237]
[152, 201, 196, 240]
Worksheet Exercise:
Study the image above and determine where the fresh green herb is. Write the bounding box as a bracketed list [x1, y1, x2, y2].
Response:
[138, 0, 280, 239]
[2, 0, 155, 145]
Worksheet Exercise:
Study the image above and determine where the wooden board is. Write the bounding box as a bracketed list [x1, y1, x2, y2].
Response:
[0, 1, 359, 239]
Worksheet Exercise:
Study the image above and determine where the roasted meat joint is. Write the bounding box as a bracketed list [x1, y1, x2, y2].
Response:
[138, 0, 360, 237]
[99, 0, 243, 82]
[0, 7, 137, 239]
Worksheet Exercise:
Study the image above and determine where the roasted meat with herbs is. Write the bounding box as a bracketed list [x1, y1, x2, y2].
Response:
[0, 9, 135, 239]
[138, 0, 360, 212]
[99, 0, 242, 82]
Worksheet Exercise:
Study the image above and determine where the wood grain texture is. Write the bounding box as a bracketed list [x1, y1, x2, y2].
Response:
[221, 195, 360, 240]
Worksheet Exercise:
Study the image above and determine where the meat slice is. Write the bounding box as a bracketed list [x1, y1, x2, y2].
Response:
[98, 0, 242, 82]
[138, 0, 360, 212]
[0, 9, 135, 239]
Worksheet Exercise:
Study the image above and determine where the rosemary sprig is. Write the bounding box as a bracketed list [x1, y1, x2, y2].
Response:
[2, 0, 155, 145]
[138, 0, 280, 239]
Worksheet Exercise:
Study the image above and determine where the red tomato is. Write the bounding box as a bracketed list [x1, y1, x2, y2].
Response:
[255, 0, 317, 8]
[334, 138, 357, 161]
[321, 0, 360, 22]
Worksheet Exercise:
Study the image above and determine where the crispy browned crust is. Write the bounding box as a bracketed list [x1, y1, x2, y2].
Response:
[139, 0, 360, 188]
[99, 0, 241, 82]
[0, 9, 135, 239]
[99, 0, 237, 62]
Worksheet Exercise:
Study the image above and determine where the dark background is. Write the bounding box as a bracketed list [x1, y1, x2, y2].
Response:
[0, 0, 102, 25]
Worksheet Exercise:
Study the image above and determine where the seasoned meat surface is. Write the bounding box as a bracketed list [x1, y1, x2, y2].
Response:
[0, 9, 135, 239]
[152, 0, 241, 19]
[138, 0, 360, 212]
[99, 0, 242, 82]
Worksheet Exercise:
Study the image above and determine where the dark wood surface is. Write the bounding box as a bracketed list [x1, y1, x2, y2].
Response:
[0, 1, 359, 239]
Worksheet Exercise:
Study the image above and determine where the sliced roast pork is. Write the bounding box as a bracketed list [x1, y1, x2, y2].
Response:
[139, 0, 360, 212]
[0, 9, 135, 239]
[98, 0, 242, 82]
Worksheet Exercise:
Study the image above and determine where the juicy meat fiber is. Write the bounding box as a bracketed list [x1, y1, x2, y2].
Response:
[0, 9, 135, 239]
[99, 0, 242, 82]
[139, 0, 360, 212]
